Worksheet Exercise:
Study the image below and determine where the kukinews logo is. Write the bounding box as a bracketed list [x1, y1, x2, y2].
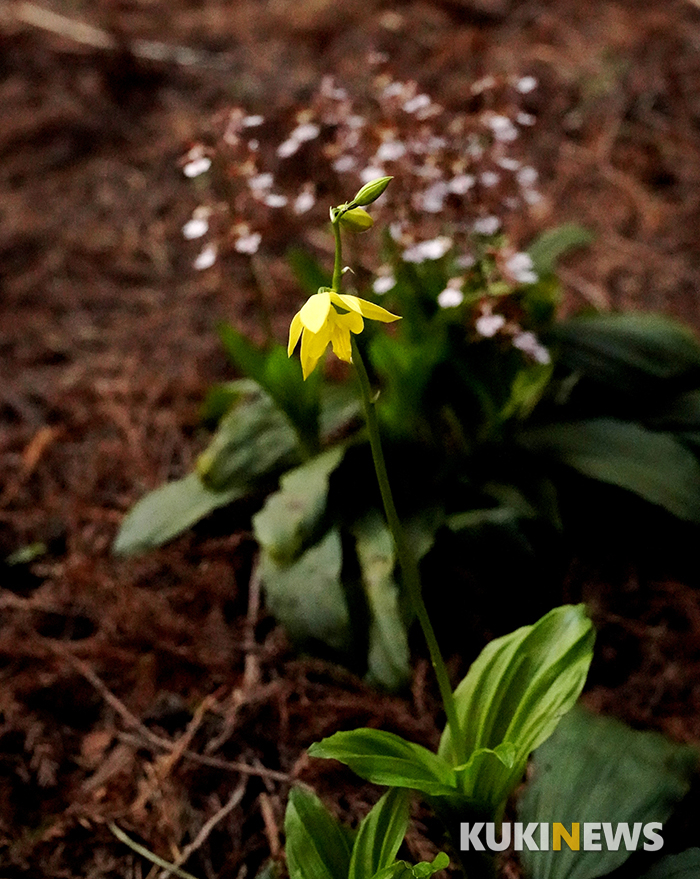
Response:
[460, 822, 663, 853]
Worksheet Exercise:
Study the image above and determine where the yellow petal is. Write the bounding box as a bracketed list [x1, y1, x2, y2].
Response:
[334, 309, 364, 335]
[330, 322, 353, 363]
[300, 324, 332, 380]
[331, 292, 401, 323]
[288, 312, 303, 356]
[299, 290, 332, 334]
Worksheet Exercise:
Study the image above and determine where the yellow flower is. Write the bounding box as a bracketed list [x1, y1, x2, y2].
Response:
[288, 288, 401, 379]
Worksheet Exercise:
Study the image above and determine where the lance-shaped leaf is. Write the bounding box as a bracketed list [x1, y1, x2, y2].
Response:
[309, 729, 457, 797]
[518, 706, 697, 879]
[114, 473, 243, 556]
[260, 527, 351, 655]
[439, 605, 594, 813]
[520, 419, 700, 524]
[285, 787, 353, 879]
[353, 512, 410, 691]
[549, 312, 700, 397]
[196, 385, 300, 491]
[349, 789, 410, 879]
[253, 446, 345, 565]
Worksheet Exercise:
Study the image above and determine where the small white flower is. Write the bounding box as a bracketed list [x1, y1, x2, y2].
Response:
[488, 115, 519, 143]
[263, 193, 288, 208]
[480, 171, 500, 188]
[438, 287, 464, 308]
[383, 81, 407, 98]
[505, 252, 538, 285]
[376, 140, 406, 162]
[249, 173, 274, 192]
[448, 174, 476, 195]
[476, 312, 506, 337]
[243, 114, 265, 127]
[416, 181, 449, 214]
[523, 189, 543, 205]
[389, 221, 405, 242]
[456, 253, 476, 269]
[248, 139, 260, 151]
[373, 274, 397, 295]
[360, 166, 385, 184]
[402, 236, 452, 263]
[292, 122, 320, 142]
[235, 231, 262, 254]
[182, 217, 209, 239]
[403, 93, 431, 114]
[293, 187, 316, 214]
[277, 138, 299, 158]
[513, 331, 550, 364]
[473, 216, 501, 235]
[517, 166, 539, 187]
[183, 156, 212, 178]
[497, 157, 521, 171]
[516, 111, 536, 126]
[194, 243, 217, 270]
[516, 75, 538, 94]
[332, 155, 357, 173]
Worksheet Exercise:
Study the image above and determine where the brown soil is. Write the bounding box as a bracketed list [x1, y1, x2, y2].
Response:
[2, 1, 700, 876]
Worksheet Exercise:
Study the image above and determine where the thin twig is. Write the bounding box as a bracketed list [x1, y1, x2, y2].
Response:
[158, 779, 247, 879]
[109, 823, 201, 879]
[116, 732, 292, 784]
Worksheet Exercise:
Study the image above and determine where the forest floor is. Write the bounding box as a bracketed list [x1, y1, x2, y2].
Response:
[2, 1, 700, 876]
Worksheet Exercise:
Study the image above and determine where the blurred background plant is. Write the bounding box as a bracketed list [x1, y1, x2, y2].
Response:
[114, 68, 700, 690]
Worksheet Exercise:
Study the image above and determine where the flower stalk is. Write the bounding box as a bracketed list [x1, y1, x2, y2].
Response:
[329, 202, 465, 764]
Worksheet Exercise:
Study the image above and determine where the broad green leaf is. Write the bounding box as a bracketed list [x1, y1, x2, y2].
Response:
[349, 789, 410, 879]
[439, 605, 594, 813]
[639, 850, 700, 879]
[353, 513, 410, 691]
[253, 446, 345, 565]
[260, 528, 351, 654]
[196, 386, 300, 491]
[527, 224, 594, 277]
[520, 419, 700, 524]
[114, 474, 242, 556]
[518, 706, 697, 879]
[285, 787, 352, 879]
[550, 313, 700, 397]
[309, 729, 457, 797]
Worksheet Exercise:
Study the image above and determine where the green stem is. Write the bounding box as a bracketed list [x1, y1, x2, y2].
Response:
[350, 336, 465, 765]
[332, 219, 344, 292]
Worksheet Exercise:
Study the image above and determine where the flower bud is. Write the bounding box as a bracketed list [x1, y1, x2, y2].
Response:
[339, 207, 374, 232]
[352, 176, 392, 207]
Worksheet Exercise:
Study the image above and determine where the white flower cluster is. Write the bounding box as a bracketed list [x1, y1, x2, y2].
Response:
[181, 65, 543, 272]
